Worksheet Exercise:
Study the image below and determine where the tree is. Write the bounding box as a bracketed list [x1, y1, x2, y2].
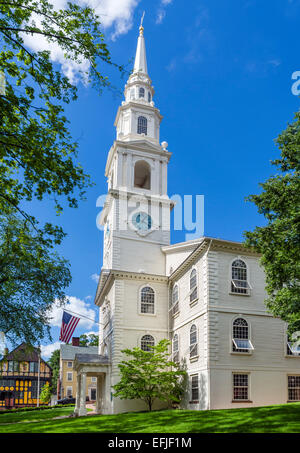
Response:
[112, 339, 186, 411]
[0, 1, 123, 343]
[79, 333, 98, 347]
[0, 211, 71, 344]
[244, 110, 300, 334]
[39, 382, 51, 404]
[47, 348, 60, 395]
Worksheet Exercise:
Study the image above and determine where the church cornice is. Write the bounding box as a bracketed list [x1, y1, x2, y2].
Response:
[168, 237, 260, 283]
[94, 269, 168, 306]
[114, 101, 163, 128]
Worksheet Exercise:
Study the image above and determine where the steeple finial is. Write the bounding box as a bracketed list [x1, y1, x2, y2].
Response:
[139, 11, 145, 35]
[133, 13, 148, 74]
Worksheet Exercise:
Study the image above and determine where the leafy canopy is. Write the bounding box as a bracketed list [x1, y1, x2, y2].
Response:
[0, 1, 123, 344]
[0, 211, 71, 344]
[47, 348, 60, 395]
[113, 339, 187, 411]
[79, 333, 98, 346]
[244, 110, 300, 333]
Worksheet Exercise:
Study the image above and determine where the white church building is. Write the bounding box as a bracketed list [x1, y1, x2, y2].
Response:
[73, 23, 300, 416]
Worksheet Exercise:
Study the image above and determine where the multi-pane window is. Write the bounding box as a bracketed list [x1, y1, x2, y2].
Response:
[29, 362, 38, 373]
[190, 269, 198, 303]
[141, 335, 155, 352]
[287, 335, 300, 356]
[173, 334, 179, 363]
[67, 361, 73, 368]
[233, 374, 249, 401]
[231, 260, 251, 294]
[191, 375, 199, 401]
[288, 376, 300, 401]
[171, 285, 179, 315]
[139, 87, 145, 98]
[66, 387, 72, 397]
[137, 116, 147, 135]
[130, 88, 135, 100]
[67, 372, 73, 382]
[140, 286, 155, 314]
[190, 325, 198, 358]
[8, 361, 13, 372]
[232, 318, 254, 353]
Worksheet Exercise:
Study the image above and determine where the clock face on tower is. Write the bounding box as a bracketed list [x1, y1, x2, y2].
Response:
[131, 211, 152, 232]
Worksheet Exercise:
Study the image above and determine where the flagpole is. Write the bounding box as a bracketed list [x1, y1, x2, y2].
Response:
[37, 347, 40, 407]
[63, 309, 100, 325]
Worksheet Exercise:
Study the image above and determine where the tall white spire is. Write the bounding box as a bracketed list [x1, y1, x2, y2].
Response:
[133, 13, 148, 75]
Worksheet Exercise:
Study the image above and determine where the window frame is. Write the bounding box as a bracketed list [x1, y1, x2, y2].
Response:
[229, 258, 252, 296]
[139, 87, 145, 98]
[232, 373, 250, 402]
[139, 285, 156, 316]
[137, 115, 147, 135]
[67, 372, 73, 382]
[231, 317, 254, 354]
[170, 284, 179, 316]
[189, 268, 198, 305]
[189, 324, 198, 360]
[190, 374, 199, 403]
[140, 334, 155, 352]
[172, 333, 179, 363]
[287, 375, 300, 402]
[67, 361, 73, 368]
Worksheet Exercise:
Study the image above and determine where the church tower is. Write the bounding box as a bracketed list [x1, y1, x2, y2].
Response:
[99, 21, 173, 275]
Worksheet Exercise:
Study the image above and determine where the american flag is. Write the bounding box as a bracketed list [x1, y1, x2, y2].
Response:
[59, 311, 80, 343]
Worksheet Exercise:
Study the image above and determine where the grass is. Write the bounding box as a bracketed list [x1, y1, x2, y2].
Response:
[1, 403, 300, 433]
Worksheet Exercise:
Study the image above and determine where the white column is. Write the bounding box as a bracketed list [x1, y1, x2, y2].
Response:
[95, 375, 102, 414]
[162, 161, 167, 195]
[74, 374, 81, 415]
[78, 372, 87, 416]
[103, 372, 111, 414]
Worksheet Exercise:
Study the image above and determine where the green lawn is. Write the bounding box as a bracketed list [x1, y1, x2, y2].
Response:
[1, 403, 300, 433]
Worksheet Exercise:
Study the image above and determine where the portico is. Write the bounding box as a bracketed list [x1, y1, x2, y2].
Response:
[73, 354, 110, 416]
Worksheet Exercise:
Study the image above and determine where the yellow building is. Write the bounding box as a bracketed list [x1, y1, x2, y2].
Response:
[0, 343, 52, 409]
[58, 338, 98, 401]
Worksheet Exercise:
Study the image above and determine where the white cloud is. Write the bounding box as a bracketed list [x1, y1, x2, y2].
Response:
[156, 0, 173, 24]
[41, 341, 61, 359]
[21, 0, 141, 83]
[91, 273, 100, 283]
[48, 296, 97, 330]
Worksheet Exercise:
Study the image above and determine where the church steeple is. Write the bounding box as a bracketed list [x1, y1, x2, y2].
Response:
[114, 19, 162, 143]
[133, 17, 148, 75]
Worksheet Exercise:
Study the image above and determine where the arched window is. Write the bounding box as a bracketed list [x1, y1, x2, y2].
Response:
[137, 116, 147, 135]
[231, 259, 250, 294]
[134, 160, 151, 189]
[171, 284, 179, 315]
[139, 87, 145, 98]
[232, 318, 253, 353]
[148, 91, 151, 102]
[173, 334, 179, 362]
[190, 324, 198, 358]
[141, 334, 155, 352]
[190, 269, 198, 303]
[140, 286, 155, 314]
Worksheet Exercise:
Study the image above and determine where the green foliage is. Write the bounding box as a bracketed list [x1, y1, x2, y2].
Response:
[0, 1, 123, 344]
[244, 110, 300, 333]
[0, 212, 71, 344]
[112, 339, 186, 411]
[39, 382, 51, 404]
[47, 349, 60, 394]
[79, 333, 98, 346]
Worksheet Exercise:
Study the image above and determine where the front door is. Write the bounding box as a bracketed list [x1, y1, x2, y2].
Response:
[90, 388, 96, 401]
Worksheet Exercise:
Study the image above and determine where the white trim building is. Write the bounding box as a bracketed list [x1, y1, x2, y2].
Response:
[73, 23, 300, 416]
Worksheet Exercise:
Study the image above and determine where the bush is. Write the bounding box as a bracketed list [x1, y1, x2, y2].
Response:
[0, 404, 74, 415]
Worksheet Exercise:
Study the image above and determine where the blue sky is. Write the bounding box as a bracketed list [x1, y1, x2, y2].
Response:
[19, 0, 300, 358]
